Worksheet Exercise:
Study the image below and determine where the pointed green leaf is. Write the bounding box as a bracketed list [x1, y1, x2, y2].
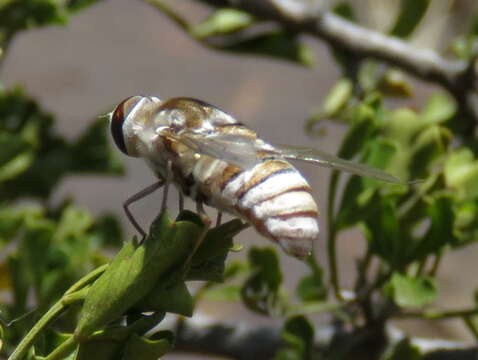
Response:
[365, 198, 410, 269]
[297, 256, 326, 302]
[420, 93, 456, 125]
[322, 79, 353, 118]
[138, 278, 194, 317]
[413, 194, 456, 258]
[192, 8, 254, 38]
[444, 149, 478, 200]
[122, 333, 172, 360]
[385, 273, 437, 307]
[76, 212, 201, 337]
[389, 0, 430, 38]
[275, 316, 314, 360]
[187, 218, 247, 282]
[76, 328, 129, 360]
[241, 247, 284, 315]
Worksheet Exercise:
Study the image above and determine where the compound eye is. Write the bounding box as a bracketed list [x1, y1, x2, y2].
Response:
[110, 96, 143, 155]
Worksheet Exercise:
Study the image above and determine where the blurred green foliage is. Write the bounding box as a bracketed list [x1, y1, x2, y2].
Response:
[3, 0, 478, 360]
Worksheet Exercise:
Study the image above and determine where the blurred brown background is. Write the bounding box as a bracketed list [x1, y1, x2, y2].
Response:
[3, 0, 478, 356]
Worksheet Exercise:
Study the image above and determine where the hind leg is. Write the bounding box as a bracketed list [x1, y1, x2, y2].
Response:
[123, 180, 164, 240]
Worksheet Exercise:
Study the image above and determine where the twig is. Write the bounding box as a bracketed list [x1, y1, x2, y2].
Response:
[197, 0, 477, 126]
[327, 170, 342, 301]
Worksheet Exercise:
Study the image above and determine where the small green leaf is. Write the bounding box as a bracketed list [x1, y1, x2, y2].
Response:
[454, 200, 478, 245]
[383, 108, 421, 144]
[385, 273, 438, 307]
[296, 256, 326, 302]
[444, 149, 478, 200]
[0, 133, 33, 181]
[365, 198, 409, 269]
[241, 247, 284, 315]
[0, 0, 104, 40]
[187, 217, 247, 282]
[192, 8, 254, 38]
[337, 105, 377, 159]
[56, 206, 93, 241]
[420, 93, 456, 125]
[138, 278, 194, 317]
[122, 333, 172, 360]
[275, 316, 314, 360]
[76, 328, 129, 360]
[322, 79, 353, 117]
[377, 69, 413, 97]
[90, 214, 123, 247]
[412, 195, 455, 259]
[333, 2, 356, 21]
[76, 212, 201, 337]
[409, 126, 451, 179]
[202, 284, 241, 302]
[389, 0, 430, 38]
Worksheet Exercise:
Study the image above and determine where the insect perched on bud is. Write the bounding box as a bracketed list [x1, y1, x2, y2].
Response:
[110, 96, 401, 259]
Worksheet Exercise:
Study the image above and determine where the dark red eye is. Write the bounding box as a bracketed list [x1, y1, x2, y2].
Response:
[110, 96, 143, 155]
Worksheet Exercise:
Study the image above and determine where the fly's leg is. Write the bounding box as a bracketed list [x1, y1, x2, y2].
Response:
[123, 180, 164, 240]
[216, 211, 222, 227]
[183, 201, 211, 274]
[161, 161, 173, 213]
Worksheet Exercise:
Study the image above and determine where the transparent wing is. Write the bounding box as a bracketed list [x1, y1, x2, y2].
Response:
[271, 144, 404, 184]
[175, 131, 403, 184]
[177, 131, 262, 169]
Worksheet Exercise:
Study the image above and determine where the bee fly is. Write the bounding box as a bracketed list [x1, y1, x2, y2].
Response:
[110, 96, 401, 259]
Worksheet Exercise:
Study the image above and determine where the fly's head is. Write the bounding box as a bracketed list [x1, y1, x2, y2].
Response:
[110, 95, 161, 157]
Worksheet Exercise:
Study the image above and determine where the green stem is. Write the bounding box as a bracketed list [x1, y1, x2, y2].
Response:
[65, 264, 107, 295]
[8, 301, 66, 360]
[44, 336, 77, 360]
[8, 267, 100, 360]
[399, 307, 478, 320]
[414, 258, 427, 277]
[428, 253, 442, 277]
[327, 171, 342, 300]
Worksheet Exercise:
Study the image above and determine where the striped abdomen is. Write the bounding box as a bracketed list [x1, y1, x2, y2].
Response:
[192, 157, 319, 259]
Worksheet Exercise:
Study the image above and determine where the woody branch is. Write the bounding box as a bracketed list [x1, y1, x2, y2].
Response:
[198, 0, 478, 127]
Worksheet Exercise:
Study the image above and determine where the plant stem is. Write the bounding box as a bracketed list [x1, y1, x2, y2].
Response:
[428, 253, 442, 277]
[8, 301, 65, 360]
[415, 258, 427, 277]
[399, 307, 478, 320]
[327, 171, 342, 301]
[65, 264, 107, 295]
[44, 336, 77, 360]
[8, 268, 99, 360]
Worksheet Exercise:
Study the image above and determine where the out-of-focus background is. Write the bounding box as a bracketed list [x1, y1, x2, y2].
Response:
[3, 0, 478, 355]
